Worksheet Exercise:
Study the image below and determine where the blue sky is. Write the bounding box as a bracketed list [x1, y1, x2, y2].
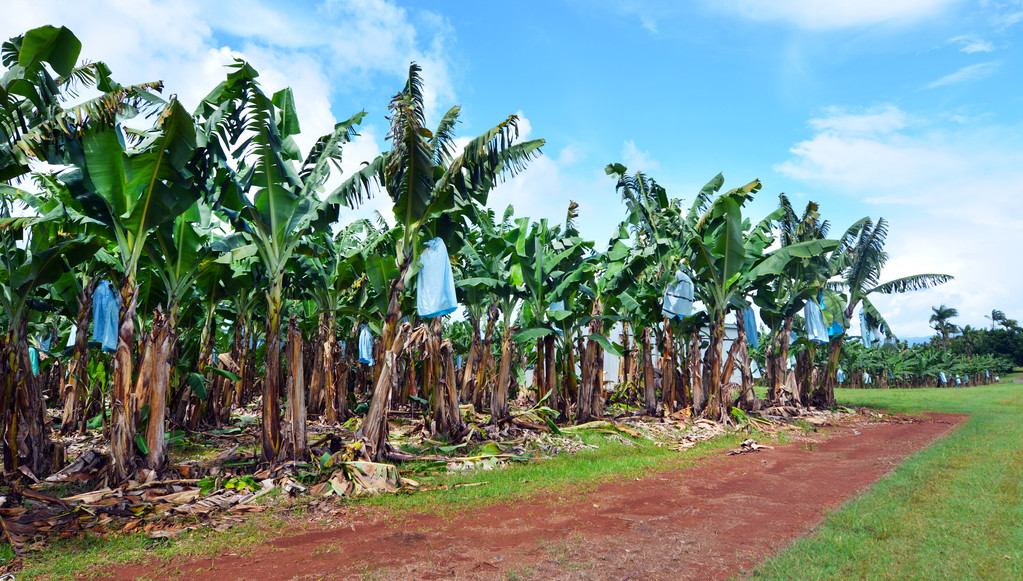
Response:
[4, 0, 1022, 337]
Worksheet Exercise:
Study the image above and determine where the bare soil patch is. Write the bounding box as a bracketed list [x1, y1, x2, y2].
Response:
[97, 412, 965, 581]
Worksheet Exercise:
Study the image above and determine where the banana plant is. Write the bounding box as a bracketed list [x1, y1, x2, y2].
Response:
[0, 190, 96, 477]
[510, 205, 595, 419]
[1, 26, 162, 182]
[57, 96, 199, 479]
[824, 217, 953, 394]
[455, 205, 522, 420]
[328, 63, 544, 459]
[684, 177, 840, 419]
[606, 164, 694, 414]
[198, 60, 365, 462]
[752, 195, 837, 406]
[298, 219, 386, 423]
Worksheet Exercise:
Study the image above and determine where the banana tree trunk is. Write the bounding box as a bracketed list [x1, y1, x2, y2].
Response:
[324, 314, 339, 424]
[261, 281, 284, 463]
[20, 332, 56, 478]
[578, 338, 597, 423]
[544, 334, 557, 412]
[233, 317, 252, 408]
[577, 300, 602, 423]
[622, 322, 636, 389]
[641, 327, 656, 415]
[826, 334, 843, 395]
[437, 331, 463, 439]
[308, 314, 327, 416]
[688, 331, 703, 412]
[492, 324, 515, 422]
[562, 337, 576, 419]
[533, 337, 545, 401]
[62, 280, 95, 435]
[3, 326, 58, 479]
[284, 316, 306, 461]
[775, 316, 795, 405]
[471, 306, 498, 411]
[458, 315, 480, 402]
[356, 256, 410, 461]
[660, 319, 676, 414]
[335, 339, 351, 420]
[731, 311, 757, 410]
[1, 334, 13, 474]
[110, 283, 139, 480]
[702, 317, 725, 421]
[593, 331, 605, 417]
[136, 309, 172, 471]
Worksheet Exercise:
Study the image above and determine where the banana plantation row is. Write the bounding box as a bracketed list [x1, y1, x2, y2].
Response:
[1, 26, 965, 485]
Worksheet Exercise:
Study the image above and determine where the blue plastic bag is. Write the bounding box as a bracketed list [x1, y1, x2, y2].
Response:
[358, 325, 374, 365]
[40, 335, 51, 352]
[92, 280, 120, 352]
[548, 301, 566, 334]
[742, 307, 759, 349]
[837, 368, 846, 383]
[804, 300, 829, 344]
[29, 347, 39, 375]
[859, 310, 870, 346]
[661, 271, 694, 320]
[66, 325, 77, 348]
[416, 237, 458, 319]
[828, 321, 843, 337]
[864, 371, 872, 384]
[939, 371, 947, 385]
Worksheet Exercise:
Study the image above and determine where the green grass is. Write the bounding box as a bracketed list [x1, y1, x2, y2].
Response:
[750, 374, 1023, 580]
[10, 512, 288, 580]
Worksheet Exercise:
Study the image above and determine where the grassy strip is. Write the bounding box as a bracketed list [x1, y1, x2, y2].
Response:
[13, 427, 752, 579]
[750, 374, 1023, 580]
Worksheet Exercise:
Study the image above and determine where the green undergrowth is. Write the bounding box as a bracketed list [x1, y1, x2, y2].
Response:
[12, 424, 761, 579]
[750, 373, 1023, 580]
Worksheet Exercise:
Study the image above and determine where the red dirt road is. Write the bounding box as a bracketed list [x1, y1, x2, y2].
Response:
[100, 412, 965, 581]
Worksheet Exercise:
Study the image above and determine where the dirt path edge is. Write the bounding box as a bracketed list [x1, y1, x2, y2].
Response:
[97, 411, 967, 581]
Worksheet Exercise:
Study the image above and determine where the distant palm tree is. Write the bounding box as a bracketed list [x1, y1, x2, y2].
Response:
[985, 309, 1006, 331]
[930, 304, 959, 352]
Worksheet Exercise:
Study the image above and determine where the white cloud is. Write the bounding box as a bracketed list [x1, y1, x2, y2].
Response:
[926, 61, 1001, 88]
[947, 34, 995, 53]
[0, 0, 455, 162]
[621, 140, 661, 172]
[775, 104, 1023, 336]
[715, 0, 960, 29]
[808, 105, 907, 136]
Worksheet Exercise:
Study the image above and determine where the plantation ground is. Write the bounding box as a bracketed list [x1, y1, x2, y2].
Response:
[85, 414, 958, 580]
[8, 377, 1017, 580]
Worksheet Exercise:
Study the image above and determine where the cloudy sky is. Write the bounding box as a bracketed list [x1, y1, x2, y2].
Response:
[3, 0, 1022, 338]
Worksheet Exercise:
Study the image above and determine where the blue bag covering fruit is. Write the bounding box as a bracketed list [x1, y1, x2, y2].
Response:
[661, 271, 694, 320]
[803, 300, 829, 344]
[359, 325, 374, 365]
[742, 306, 759, 349]
[92, 280, 120, 352]
[417, 238, 458, 319]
